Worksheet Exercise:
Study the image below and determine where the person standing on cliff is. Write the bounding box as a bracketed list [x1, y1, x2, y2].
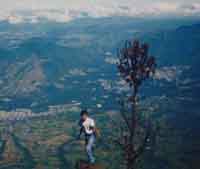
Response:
[77, 110, 96, 164]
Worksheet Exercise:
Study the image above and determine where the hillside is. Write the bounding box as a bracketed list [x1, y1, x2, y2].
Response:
[0, 17, 199, 169]
[0, 17, 199, 111]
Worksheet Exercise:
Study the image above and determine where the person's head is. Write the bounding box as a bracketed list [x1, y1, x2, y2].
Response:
[80, 110, 89, 121]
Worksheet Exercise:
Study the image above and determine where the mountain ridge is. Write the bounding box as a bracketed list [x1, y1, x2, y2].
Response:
[0, 19, 199, 111]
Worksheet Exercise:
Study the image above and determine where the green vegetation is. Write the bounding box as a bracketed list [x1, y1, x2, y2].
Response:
[0, 85, 200, 169]
[0, 110, 115, 169]
[11, 133, 36, 169]
[0, 18, 199, 169]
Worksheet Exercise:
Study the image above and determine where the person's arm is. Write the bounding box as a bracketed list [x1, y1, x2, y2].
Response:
[89, 119, 95, 132]
[78, 126, 84, 138]
[77, 120, 84, 139]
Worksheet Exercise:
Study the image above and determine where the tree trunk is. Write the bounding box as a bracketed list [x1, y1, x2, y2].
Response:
[126, 89, 137, 169]
[127, 157, 135, 169]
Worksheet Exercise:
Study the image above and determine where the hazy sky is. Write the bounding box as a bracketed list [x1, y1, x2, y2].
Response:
[0, 0, 199, 11]
[0, 0, 199, 22]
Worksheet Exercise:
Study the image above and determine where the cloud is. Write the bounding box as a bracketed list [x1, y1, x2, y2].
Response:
[179, 3, 200, 14]
[68, 68, 88, 76]
[0, 0, 200, 23]
[153, 2, 179, 12]
[105, 57, 118, 65]
[154, 66, 190, 82]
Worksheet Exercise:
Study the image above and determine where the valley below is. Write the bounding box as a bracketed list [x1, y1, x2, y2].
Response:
[0, 17, 200, 169]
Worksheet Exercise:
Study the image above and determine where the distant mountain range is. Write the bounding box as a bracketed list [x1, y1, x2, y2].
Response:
[140, 23, 200, 67]
[0, 17, 199, 110]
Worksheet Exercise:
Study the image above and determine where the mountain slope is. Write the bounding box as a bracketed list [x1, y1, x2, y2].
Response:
[0, 18, 199, 110]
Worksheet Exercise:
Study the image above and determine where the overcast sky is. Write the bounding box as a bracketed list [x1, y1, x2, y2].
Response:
[0, 0, 199, 23]
[0, 0, 199, 10]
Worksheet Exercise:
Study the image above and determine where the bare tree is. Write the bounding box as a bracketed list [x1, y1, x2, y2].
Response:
[113, 40, 156, 169]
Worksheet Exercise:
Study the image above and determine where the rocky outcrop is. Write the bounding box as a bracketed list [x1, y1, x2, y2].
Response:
[76, 160, 105, 169]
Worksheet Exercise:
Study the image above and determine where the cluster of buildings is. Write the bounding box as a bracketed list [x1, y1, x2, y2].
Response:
[0, 102, 82, 122]
[0, 109, 33, 121]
